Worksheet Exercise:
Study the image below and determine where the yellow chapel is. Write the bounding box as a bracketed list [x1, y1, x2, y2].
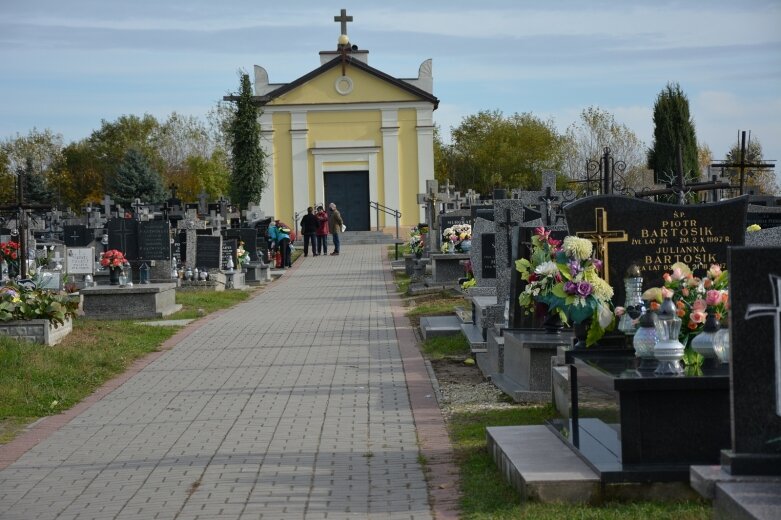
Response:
[247, 9, 438, 231]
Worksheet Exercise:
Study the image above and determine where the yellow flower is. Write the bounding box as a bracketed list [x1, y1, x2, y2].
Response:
[562, 236, 593, 261]
[747, 224, 761, 232]
[590, 277, 614, 301]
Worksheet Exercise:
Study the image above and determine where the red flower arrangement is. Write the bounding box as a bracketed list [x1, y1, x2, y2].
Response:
[0, 241, 20, 262]
[101, 249, 127, 268]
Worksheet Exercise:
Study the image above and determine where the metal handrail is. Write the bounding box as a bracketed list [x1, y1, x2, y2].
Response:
[369, 201, 401, 239]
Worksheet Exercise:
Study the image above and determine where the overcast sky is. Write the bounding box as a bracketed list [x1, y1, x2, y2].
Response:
[2, 0, 779, 185]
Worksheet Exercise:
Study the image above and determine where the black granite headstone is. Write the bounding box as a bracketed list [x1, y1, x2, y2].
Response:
[471, 204, 493, 223]
[107, 218, 138, 260]
[239, 228, 259, 261]
[222, 239, 237, 270]
[564, 195, 749, 306]
[507, 226, 569, 328]
[175, 230, 186, 263]
[439, 213, 471, 243]
[722, 247, 781, 475]
[195, 235, 221, 269]
[64, 225, 91, 247]
[747, 211, 781, 229]
[481, 233, 496, 279]
[138, 220, 170, 260]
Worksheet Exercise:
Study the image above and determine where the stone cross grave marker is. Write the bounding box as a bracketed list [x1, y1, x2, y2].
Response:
[102, 194, 114, 218]
[511, 170, 564, 225]
[198, 191, 209, 216]
[723, 247, 781, 475]
[209, 211, 224, 233]
[493, 199, 529, 312]
[745, 273, 781, 416]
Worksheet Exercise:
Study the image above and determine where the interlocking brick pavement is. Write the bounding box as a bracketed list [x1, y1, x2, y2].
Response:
[0, 245, 442, 520]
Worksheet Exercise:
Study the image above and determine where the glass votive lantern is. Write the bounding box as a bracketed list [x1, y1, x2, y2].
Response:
[691, 312, 720, 361]
[653, 297, 685, 375]
[712, 326, 730, 364]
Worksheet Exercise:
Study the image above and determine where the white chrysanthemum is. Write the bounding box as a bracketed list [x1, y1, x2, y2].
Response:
[535, 261, 559, 276]
[591, 277, 614, 301]
[563, 236, 593, 261]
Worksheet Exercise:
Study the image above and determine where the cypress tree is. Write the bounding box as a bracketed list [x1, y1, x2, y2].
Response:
[229, 73, 267, 209]
[647, 83, 699, 184]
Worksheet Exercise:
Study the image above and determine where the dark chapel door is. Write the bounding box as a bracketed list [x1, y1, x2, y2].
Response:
[324, 171, 370, 231]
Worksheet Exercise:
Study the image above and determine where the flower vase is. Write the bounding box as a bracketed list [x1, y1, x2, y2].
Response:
[414, 251, 423, 259]
[542, 310, 564, 335]
[109, 267, 121, 286]
[447, 242, 455, 254]
[572, 319, 591, 349]
[460, 240, 472, 253]
[7, 261, 18, 279]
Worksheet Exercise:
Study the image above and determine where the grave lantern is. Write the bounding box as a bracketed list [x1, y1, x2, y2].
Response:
[139, 262, 150, 284]
[691, 313, 720, 363]
[633, 306, 658, 371]
[653, 297, 685, 375]
[618, 264, 644, 336]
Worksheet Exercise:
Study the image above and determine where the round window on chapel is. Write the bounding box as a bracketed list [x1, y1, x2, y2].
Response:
[335, 76, 353, 95]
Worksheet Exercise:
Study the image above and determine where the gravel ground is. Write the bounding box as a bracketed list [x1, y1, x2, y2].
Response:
[428, 358, 518, 418]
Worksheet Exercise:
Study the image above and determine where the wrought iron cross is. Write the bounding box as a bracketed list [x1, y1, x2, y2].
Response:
[746, 274, 781, 417]
[0, 168, 52, 278]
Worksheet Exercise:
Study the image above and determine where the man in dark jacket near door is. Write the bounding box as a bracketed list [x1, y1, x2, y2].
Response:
[300, 207, 319, 257]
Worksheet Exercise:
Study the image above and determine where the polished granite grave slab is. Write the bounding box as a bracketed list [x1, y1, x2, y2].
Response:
[551, 350, 730, 483]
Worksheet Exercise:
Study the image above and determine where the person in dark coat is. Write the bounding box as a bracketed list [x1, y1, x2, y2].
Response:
[299, 207, 319, 257]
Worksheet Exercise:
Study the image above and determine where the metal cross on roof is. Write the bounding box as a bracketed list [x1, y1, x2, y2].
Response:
[334, 8, 353, 35]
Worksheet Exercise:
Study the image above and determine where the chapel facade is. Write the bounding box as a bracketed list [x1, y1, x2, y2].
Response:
[247, 10, 438, 230]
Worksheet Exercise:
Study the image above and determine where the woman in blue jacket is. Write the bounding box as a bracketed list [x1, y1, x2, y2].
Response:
[268, 219, 292, 268]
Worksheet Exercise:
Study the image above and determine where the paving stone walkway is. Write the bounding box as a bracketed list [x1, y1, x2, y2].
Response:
[0, 245, 436, 520]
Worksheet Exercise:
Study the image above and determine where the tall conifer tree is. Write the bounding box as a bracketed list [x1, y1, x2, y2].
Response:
[229, 74, 267, 209]
[647, 83, 699, 184]
[111, 148, 166, 205]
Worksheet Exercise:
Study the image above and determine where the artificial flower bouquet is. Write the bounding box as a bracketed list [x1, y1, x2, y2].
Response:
[0, 240, 20, 263]
[442, 224, 472, 253]
[100, 249, 127, 269]
[516, 227, 615, 345]
[641, 262, 729, 344]
[237, 242, 250, 266]
[409, 227, 425, 256]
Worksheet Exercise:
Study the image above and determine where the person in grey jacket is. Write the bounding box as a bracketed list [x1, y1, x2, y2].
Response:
[328, 202, 343, 255]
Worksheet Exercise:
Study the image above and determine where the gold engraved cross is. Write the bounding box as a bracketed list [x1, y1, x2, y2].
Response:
[575, 207, 628, 286]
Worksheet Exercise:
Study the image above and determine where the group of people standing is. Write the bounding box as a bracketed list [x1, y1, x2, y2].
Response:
[268, 203, 343, 268]
[299, 203, 343, 257]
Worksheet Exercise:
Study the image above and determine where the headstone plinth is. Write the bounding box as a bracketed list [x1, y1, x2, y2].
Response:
[81, 283, 181, 319]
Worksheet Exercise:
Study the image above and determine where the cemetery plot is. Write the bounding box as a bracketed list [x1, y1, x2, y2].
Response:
[564, 195, 749, 305]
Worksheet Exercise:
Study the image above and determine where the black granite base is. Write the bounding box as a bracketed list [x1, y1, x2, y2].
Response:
[551, 351, 731, 483]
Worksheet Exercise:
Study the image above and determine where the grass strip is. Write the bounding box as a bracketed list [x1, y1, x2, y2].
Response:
[421, 335, 470, 360]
